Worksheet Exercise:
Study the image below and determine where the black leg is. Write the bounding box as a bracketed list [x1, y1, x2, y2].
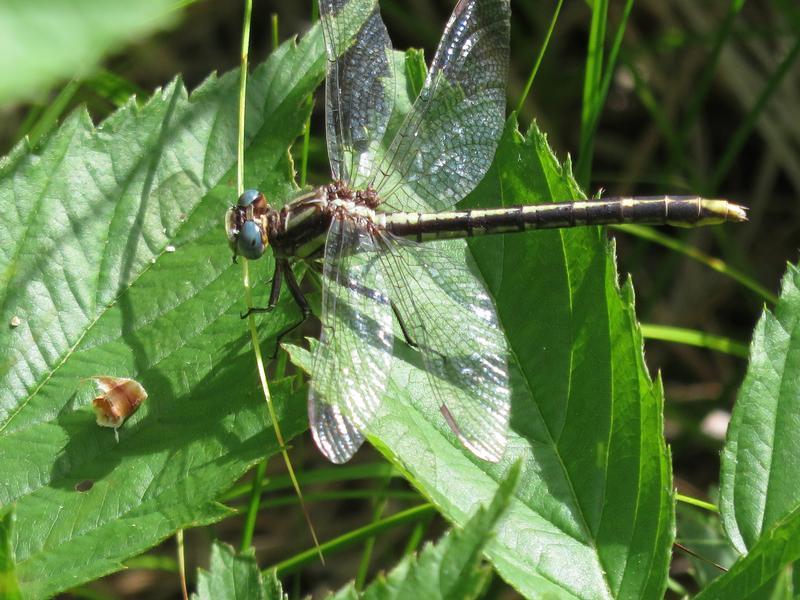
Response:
[391, 301, 418, 348]
[267, 260, 312, 359]
[240, 260, 284, 319]
[390, 301, 447, 363]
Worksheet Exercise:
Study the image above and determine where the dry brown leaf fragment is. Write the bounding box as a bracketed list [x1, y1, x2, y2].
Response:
[92, 376, 148, 429]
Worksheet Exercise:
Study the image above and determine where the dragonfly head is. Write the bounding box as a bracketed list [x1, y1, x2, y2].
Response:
[226, 189, 270, 260]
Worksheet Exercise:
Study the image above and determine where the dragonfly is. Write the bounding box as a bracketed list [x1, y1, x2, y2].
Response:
[226, 0, 746, 464]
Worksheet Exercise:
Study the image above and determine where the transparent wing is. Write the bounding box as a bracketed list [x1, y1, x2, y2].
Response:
[320, 0, 395, 186]
[308, 215, 394, 463]
[369, 0, 509, 212]
[376, 234, 510, 461]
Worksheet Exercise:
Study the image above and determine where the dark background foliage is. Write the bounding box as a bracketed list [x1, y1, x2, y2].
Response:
[2, 0, 797, 597]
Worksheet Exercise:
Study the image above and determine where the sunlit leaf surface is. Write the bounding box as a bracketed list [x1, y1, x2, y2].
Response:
[193, 542, 267, 600]
[0, 25, 327, 597]
[720, 262, 800, 554]
[286, 111, 675, 599]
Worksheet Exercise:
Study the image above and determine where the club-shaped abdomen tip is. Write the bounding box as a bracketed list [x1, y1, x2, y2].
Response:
[697, 199, 749, 225]
[728, 202, 748, 222]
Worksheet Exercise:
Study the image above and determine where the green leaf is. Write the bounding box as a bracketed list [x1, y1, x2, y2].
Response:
[0, 0, 177, 106]
[263, 569, 288, 600]
[403, 48, 427, 101]
[328, 463, 519, 600]
[695, 506, 800, 600]
[193, 542, 267, 600]
[720, 262, 800, 554]
[675, 504, 738, 588]
[286, 117, 674, 597]
[0, 507, 22, 600]
[0, 23, 327, 598]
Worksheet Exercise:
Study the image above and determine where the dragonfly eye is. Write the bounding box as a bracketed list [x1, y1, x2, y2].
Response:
[237, 220, 265, 259]
[238, 189, 263, 207]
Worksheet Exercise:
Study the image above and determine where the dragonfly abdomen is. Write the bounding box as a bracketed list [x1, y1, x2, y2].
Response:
[384, 196, 747, 242]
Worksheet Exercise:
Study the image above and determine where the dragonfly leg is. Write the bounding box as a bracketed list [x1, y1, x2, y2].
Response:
[391, 300, 448, 363]
[391, 301, 418, 348]
[268, 260, 311, 360]
[240, 260, 284, 319]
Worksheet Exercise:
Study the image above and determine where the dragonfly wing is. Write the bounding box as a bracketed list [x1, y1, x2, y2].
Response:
[308, 215, 394, 463]
[369, 0, 509, 212]
[320, 0, 395, 186]
[377, 234, 510, 461]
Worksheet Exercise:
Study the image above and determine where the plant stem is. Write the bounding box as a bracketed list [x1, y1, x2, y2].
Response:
[514, 0, 563, 117]
[268, 504, 436, 577]
[240, 460, 269, 551]
[641, 323, 748, 358]
[612, 224, 777, 305]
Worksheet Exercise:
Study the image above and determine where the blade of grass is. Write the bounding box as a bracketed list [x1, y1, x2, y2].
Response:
[236, 11, 283, 555]
[640, 323, 749, 358]
[13, 104, 45, 146]
[268, 504, 437, 577]
[709, 34, 800, 192]
[236, 0, 250, 194]
[676, 494, 719, 513]
[220, 463, 399, 502]
[240, 460, 269, 551]
[84, 69, 146, 108]
[576, 0, 635, 188]
[514, 0, 564, 117]
[674, 542, 728, 573]
[243, 490, 422, 512]
[577, 0, 608, 189]
[679, 0, 745, 139]
[299, 99, 314, 187]
[667, 577, 691, 596]
[611, 223, 778, 304]
[236, 0, 322, 561]
[271, 13, 279, 50]
[299, 1, 318, 187]
[274, 341, 289, 378]
[176, 529, 188, 600]
[402, 512, 433, 556]
[355, 476, 392, 590]
[25, 79, 81, 148]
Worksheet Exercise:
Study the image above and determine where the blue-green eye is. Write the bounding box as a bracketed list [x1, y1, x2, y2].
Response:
[237, 220, 265, 259]
[238, 189, 262, 207]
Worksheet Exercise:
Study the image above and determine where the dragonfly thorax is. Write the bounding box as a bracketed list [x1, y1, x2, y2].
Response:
[244, 182, 385, 260]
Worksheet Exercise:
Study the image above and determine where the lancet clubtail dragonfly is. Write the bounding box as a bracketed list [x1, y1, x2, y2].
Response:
[226, 0, 746, 463]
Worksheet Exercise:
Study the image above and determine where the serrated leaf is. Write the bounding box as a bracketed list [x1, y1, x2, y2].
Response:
[286, 116, 674, 598]
[0, 0, 177, 105]
[193, 542, 266, 600]
[328, 464, 519, 600]
[720, 262, 800, 554]
[695, 505, 800, 600]
[0, 22, 328, 598]
[263, 569, 288, 600]
[0, 506, 22, 600]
